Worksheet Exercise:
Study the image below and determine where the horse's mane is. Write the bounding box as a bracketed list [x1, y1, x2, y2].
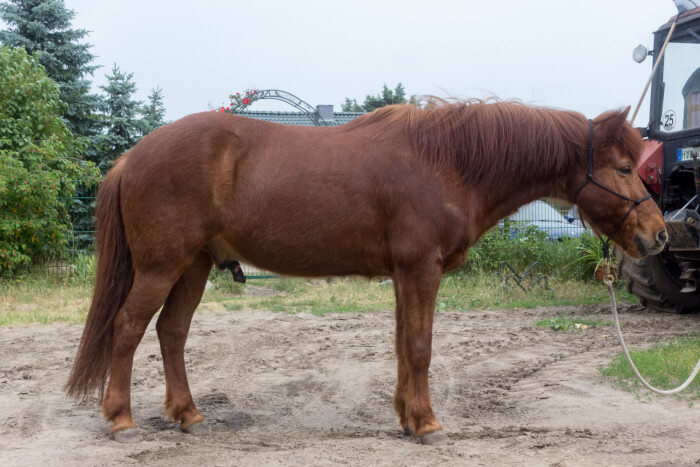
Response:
[343, 99, 641, 185]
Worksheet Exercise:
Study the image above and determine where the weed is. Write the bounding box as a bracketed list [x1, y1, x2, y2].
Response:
[536, 314, 612, 332]
[600, 337, 700, 401]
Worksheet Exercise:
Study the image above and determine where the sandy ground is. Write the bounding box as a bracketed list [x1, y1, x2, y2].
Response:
[0, 296, 699, 466]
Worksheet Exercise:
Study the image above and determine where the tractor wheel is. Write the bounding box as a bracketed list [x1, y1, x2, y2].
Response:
[618, 250, 700, 313]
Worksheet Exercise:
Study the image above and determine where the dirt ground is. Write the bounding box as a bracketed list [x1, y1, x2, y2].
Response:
[0, 296, 698, 466]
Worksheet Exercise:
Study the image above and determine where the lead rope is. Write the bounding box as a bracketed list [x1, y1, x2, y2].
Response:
[602, 260, 700, 395]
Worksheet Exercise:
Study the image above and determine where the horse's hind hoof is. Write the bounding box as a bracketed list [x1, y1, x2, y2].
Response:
[182, 421, 210, 435]
[111, 427, 143, 443]
[419, 430, 453, 446]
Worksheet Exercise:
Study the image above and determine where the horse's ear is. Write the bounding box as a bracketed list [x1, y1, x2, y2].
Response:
[593, 106, 631, 143]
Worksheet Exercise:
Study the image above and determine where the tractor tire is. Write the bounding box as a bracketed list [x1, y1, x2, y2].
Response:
[618, 250, 700, 314]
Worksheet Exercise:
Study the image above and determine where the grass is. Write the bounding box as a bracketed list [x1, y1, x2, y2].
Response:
[0, 264, 638, 325]
[600, 337, 700, 401]
[536, 314, 612, 332]
[202, 270, 633, 317]
[0, 270, 93, 325]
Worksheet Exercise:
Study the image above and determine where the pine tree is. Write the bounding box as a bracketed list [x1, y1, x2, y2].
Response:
[341, 97, 364, 112]
[93, 64, 143, 172]
[141, 86, 167, 135]
[342, 83, 411, 113]
[0, 0, 102, 138]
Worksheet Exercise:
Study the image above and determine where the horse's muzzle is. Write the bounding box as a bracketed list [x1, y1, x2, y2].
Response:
[634, 229, 668, 257]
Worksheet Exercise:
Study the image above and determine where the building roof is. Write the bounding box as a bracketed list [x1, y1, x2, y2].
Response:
[235, 110, 365, 126]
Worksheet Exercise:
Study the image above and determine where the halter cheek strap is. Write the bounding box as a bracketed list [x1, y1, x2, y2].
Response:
[574, 119, 651, 258]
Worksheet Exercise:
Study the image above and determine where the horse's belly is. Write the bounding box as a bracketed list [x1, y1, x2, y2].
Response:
[220, 215, 389, 277]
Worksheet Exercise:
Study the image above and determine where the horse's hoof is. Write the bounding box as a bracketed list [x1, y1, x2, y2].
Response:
[111, 427, 142, 443]
[419, 430, 453, 446]
[403, 427, 413, 436]
[182, 421, 210, 435]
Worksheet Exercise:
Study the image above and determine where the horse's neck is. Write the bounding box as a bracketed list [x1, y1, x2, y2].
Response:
[467, 178, 568, 241]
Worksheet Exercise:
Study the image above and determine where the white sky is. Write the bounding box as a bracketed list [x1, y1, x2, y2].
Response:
[59, 0, 677, 123]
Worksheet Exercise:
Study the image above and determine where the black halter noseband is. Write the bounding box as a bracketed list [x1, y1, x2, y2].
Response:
[574, 119, 651, 258]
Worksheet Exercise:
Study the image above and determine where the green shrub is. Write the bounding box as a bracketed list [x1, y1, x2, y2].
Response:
[0, 46, 100, 274]
[573, 231, 616, 278]
[208, 269, 245, 295]
[72, 252, 97, 282]
[458, 224, 596, 281]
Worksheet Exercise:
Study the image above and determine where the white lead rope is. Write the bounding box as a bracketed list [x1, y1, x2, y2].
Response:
[605, 278, 700, 395]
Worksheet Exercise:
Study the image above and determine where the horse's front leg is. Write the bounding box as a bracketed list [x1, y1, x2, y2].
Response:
[393, 261, 449, 445]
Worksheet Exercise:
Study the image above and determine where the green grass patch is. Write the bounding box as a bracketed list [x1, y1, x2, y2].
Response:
[0, 268, 93, 325]
[436, 272, 634, 311]
[600, 337, 700, 401]
[536, 314, 612, 332]
[206, 271, 634, 316]
[0, 259, 637, 325]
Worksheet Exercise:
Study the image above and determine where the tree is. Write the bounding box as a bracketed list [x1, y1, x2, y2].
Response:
[341, 97, 364, 112]
[342, 83, 416, 112]
[92, 64, 143, 172]
[0, 46, 100, 274]
[0, 0, 102, 138]
[141, 86, 167, 135]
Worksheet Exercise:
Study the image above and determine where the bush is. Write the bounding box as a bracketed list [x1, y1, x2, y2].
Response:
[0, 46, 100, 274]
[459, 224, 593, 281]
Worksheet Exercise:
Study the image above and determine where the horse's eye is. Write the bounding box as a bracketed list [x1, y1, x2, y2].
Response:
[618, 166, 632, 175]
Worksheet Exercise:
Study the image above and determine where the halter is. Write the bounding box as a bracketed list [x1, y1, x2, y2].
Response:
[573, 119, 651, 259]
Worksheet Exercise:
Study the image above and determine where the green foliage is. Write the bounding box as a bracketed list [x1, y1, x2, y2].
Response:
[460, 223, 588, 281]
[141, 86, 168, 135]
[600, 337, 699, 400]
[0, 45, 100, 274]
[573, 231, 616, 278]
[91, 64, 144, 172]
[536, 314, 612, 332]
[208, 269, 245, 295]
[341, 97, 363, 112]
[342, 83, 417, 112]
[71, 252, 96, 281]
[0, 0, 102, 138]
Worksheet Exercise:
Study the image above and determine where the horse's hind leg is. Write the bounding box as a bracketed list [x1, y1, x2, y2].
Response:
[393, 261, 448, 445]
[103, 271, 179, 442]
[156, 251, 212, 433]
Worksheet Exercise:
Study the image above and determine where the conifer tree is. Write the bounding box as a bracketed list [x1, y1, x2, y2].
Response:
[141, 86, 168, 135]
[342, 83, 413, 112]
[0, 0, 102, 138]
[93, 64, 143, 172]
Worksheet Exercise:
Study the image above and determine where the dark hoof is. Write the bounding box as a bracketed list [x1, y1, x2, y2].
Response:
[182, 421, 210, 435]
[403, 427, 413, 436]
[419, 430, 453, 446]
[112, 427, 142, 443]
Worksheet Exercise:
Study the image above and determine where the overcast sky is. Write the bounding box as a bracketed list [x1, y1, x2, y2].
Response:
[60, 0, 677, 124]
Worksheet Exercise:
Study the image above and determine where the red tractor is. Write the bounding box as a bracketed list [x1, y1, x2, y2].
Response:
[619, 5, 700, 313]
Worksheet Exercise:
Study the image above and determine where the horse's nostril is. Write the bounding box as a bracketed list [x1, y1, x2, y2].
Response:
[656, 229, 668, 244]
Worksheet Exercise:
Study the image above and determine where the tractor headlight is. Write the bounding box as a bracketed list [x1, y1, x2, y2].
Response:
[633, 45, 649, 63]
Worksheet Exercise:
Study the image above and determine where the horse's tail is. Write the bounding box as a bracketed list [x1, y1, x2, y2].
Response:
[66, 161, 134, 400]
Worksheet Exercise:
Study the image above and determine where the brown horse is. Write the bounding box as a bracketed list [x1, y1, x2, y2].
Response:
[65, 100, 667, 444]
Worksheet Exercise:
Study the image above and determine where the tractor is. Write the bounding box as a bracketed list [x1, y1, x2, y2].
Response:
[618, 4, 700, 313]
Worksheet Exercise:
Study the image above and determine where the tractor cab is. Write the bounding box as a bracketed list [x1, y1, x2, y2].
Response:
[620, 6, 700, 313]
[637, 8, 700, 207]
[650, 12, 700, 137]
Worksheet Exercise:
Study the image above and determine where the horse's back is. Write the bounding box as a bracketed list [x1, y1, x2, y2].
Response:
[117, 112, 456, 276]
